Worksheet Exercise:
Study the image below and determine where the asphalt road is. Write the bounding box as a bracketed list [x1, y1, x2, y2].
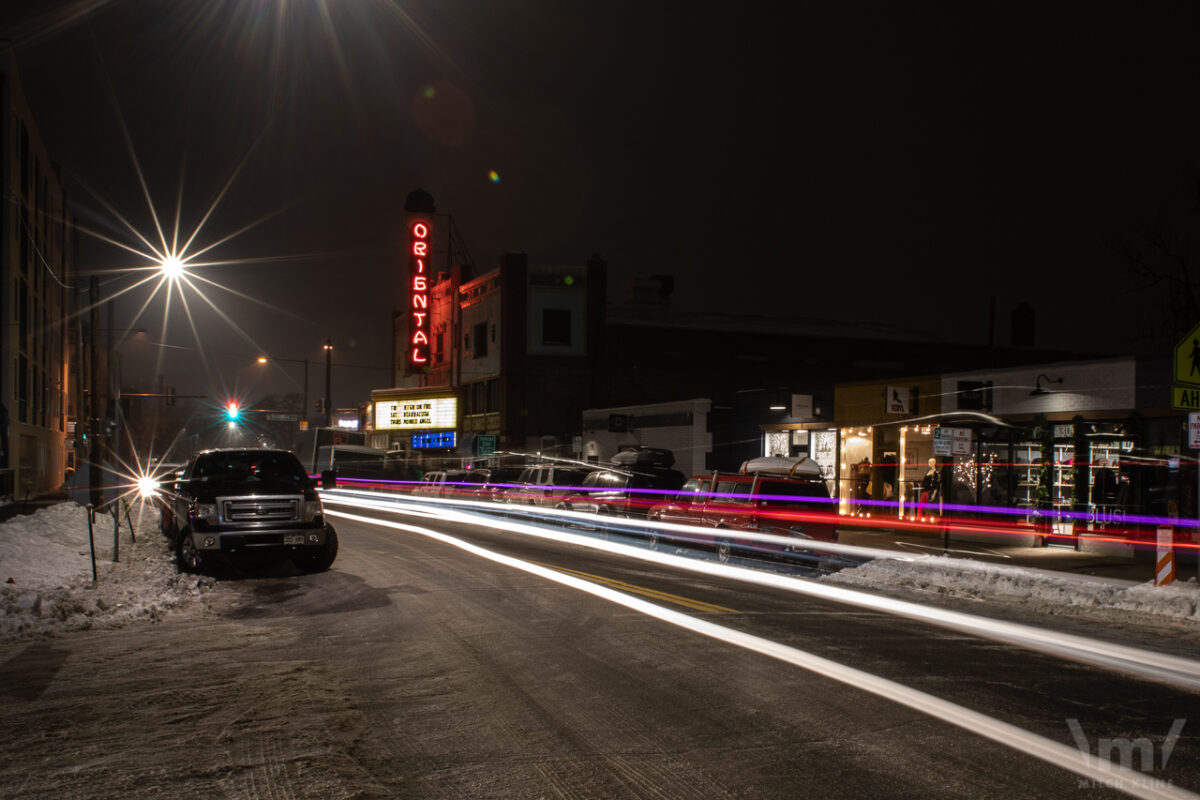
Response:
[2, 494, 1199, 799]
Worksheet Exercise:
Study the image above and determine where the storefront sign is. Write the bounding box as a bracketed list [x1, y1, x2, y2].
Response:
[375, 397, 457, 430]
[791, 394, 814, 419]
[412, 431, 456, 449]
[885, 386, 909, 414]
[956, 381, 993, 411]
[406, 217, 433, 373]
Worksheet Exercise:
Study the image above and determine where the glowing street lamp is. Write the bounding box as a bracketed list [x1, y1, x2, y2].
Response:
[159, 253, 186, 280]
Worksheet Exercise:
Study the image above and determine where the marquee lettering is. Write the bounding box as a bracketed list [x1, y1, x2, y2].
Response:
[406, 216, 433, 372]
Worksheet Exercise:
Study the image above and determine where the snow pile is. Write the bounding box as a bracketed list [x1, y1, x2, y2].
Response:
[822, 556, 1200, 624]
[0, 501, 212, 639]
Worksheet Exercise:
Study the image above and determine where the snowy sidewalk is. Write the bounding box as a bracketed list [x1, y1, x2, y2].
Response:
[0, 501, 213, 640]
[1, 501, 1198, 642]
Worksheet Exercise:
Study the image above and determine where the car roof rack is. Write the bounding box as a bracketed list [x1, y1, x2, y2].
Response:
[738, 456, 822, 477]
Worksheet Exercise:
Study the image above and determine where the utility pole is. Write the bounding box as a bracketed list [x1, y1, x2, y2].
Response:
[323, 340, 333, 428]
[88, 276, 102, 507]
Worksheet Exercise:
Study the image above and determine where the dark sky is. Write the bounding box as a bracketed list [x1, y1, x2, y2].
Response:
[7, 1, 1200, 409]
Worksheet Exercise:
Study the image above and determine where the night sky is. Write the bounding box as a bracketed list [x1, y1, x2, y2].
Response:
[6, 1, 1200, 408]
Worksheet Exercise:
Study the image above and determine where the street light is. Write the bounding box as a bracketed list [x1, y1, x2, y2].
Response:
[158, 253, 186, 280]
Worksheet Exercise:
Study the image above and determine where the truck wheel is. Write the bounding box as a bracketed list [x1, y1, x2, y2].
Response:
[175, 531, 205, 574]
[644, 522, 661, 549]
[716, 536, 733, 563]
[295, 526, 339, 574]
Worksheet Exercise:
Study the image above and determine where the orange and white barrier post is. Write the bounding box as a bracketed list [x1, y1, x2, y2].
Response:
[1156, 526, 1176, 586]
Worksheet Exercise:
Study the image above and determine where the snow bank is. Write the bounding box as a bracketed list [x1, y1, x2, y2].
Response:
[821, 555, 1200, 625]
[0, 501, 212, 640]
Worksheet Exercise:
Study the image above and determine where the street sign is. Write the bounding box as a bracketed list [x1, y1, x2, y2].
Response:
[1190, 412, 1200, 449]
[477, 433, 497, 456]
[933, 426, 972, 456]
[1172, 386, 1200, 410]
[266, 413, 299, 422]
[1173, 321, 1200, 386]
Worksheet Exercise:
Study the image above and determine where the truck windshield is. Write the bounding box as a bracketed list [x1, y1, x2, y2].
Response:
[192, 451, 313, 493]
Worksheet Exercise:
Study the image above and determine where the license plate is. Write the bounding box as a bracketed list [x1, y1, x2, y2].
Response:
[283, 534, 304, 545]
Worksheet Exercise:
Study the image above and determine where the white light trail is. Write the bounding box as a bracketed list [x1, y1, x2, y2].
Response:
[325, 504, 1200, 800]
[323, 490, 1200, 693]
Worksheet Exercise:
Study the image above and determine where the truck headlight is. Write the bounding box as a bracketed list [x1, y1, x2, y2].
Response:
[192, 503, 217, 522]
[302, 500, 323, 522]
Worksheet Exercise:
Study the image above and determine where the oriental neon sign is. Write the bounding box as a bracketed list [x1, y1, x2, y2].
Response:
[407, 217, 432, 373]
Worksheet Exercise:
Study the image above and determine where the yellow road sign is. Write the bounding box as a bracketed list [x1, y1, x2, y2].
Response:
[1173, 321, 1200, 385]
[1172, 386, 1200, 410]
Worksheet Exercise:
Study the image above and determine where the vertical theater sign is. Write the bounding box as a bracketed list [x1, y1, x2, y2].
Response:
[407, 215, 432, 374]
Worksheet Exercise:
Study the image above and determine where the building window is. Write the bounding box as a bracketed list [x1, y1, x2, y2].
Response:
[473, 322, 487, 358]
[542, 308, 571, 346]
[486, 378, 500, 413]
[435, 332, 444, 364]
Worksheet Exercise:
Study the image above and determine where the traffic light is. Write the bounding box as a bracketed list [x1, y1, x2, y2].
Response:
[315, 398, 325, 413]
[166, 386, 175, 407]
[226, 402, 240, 421]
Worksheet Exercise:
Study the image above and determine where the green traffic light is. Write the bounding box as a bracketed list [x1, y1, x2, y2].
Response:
[226, 403, 240, 421]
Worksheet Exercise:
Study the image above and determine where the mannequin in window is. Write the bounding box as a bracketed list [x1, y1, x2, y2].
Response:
[852, 457, 871, 512]
[920, 457, 940, 503]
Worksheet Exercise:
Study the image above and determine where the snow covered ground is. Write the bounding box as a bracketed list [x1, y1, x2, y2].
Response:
[2, 501, 1199, 642]
[821, 552, 1200, 627]
[0, 501, 212, 640]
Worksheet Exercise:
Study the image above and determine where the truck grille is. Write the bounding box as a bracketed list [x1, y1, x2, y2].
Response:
[221, 496, 299, 524]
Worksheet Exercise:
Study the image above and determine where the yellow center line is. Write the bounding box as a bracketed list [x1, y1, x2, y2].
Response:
[531, 562, 738, 614]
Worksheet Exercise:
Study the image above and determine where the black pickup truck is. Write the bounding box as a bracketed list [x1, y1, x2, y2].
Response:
[161, 448, 338, 573]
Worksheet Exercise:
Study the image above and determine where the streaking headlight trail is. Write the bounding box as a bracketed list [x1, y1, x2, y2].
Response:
[323, 489, 1200, 692]
[325, 500, 1200, 800]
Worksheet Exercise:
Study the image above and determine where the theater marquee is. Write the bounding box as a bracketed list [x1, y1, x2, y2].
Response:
[375, 397, 457, 430]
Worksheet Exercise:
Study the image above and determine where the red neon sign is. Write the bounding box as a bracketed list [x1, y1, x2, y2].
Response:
[407, 217, 432, 372]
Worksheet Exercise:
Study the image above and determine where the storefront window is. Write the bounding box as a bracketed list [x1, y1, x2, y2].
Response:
[977, 442, 1011, 510]
[811, 429, 837, 496]
[839, 427, 873, 516]
[897, 424, 935, 519]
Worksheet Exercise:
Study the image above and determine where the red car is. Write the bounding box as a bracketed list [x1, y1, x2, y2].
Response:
[647, 458, 838, 562]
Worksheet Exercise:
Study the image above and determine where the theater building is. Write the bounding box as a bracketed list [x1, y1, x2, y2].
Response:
[371, 190, 607, 465]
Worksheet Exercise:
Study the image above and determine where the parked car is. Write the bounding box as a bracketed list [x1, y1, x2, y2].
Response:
[506, 464, 595, 507]
[161, 448, 337, 574]
[462, 466, 527, 501]
[411, 469, 470, 499]
[558, 465, 686, 519]
[647, 456, 837, 561]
